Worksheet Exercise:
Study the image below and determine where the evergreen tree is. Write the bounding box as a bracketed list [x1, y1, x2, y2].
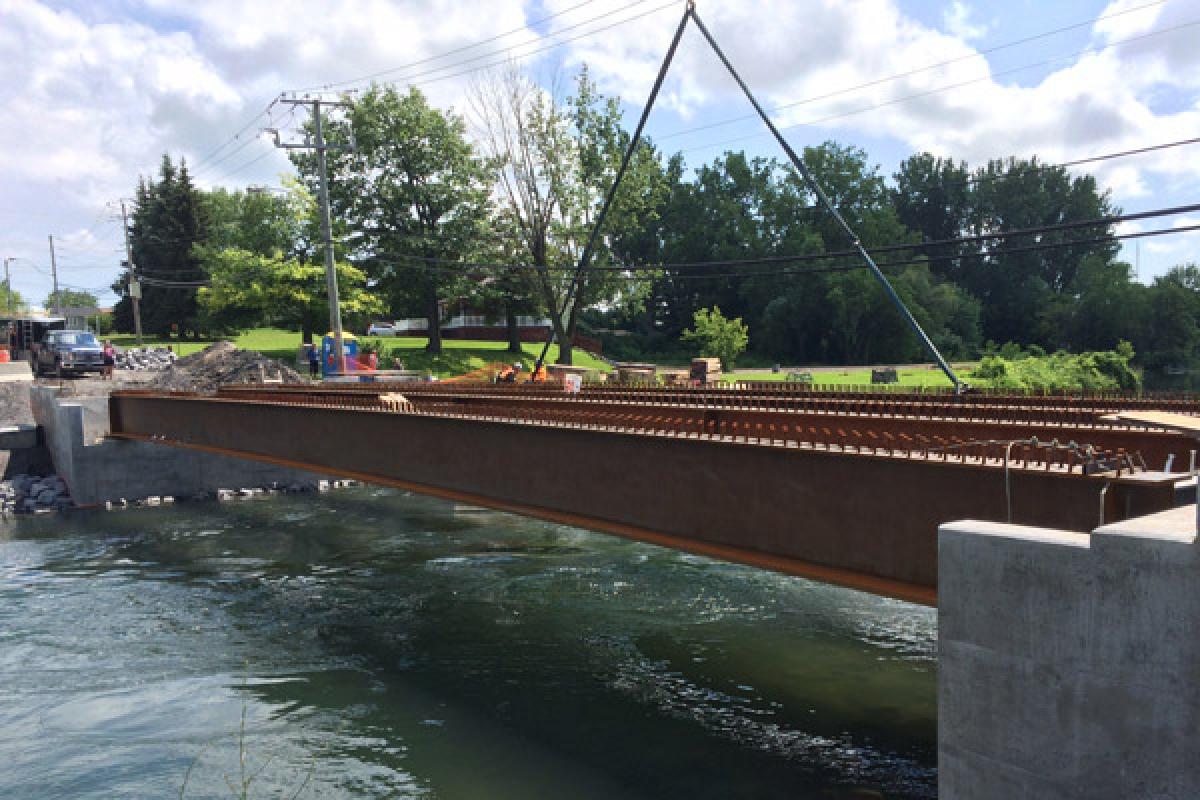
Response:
[112, 155, 208, 336]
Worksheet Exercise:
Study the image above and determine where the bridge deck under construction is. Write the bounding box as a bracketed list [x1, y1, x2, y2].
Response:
[108, 382, 1198, 605]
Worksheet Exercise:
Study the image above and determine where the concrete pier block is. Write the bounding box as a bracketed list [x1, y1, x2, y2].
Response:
[939, 507, 1200, 799]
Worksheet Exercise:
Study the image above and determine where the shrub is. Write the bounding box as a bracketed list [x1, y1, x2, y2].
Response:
[682, 307, 749, 371]
[969, 342, 1141, 392]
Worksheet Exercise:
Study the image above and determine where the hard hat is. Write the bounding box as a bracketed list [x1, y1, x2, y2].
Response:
[513, 362, 523, 370]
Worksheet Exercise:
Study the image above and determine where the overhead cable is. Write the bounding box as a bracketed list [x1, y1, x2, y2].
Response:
[681, 17, 1200, 156]
[131, 223, 1200, 290]
[379, 222, 1200, 282]
[653, 0, 1167, 143]
[372, 201, 1200, 273]
[299, 0, 605, 91]
[384, 0, 678, 92]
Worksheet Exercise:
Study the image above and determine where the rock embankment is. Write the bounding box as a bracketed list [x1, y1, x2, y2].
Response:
[104, 478, 359, 511]
[148, 341, 303, 392]
[0, 474, 361, 515]
[1, 473, 73, 514]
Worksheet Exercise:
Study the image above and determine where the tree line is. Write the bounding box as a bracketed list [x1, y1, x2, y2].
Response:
[110, 67, 1200, 384]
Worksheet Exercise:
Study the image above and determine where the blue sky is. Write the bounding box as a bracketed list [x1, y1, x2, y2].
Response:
[1, 0, 1197, 309]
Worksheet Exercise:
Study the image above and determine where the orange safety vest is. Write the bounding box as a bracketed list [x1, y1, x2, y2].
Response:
[498, 366, 516, 382]
[532, 366, 548, 383]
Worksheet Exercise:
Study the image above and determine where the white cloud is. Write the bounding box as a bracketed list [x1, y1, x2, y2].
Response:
[2, 0, 1200, 299]
[1143, 216, 1200, 254]
[943, 1, 990, 42]
[0, 1, 238, 193]
[0, 0, 532, 300]
[552, 0, 1200, 203]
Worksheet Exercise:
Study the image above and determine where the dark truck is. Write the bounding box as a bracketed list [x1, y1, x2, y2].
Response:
[36, 330, 104, 377]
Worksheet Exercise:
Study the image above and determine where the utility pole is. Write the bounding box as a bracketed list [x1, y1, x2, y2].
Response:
[47, 235, 61, 318]
[270, 93, 355, 375]
[120, 200, 143, 345]
[3, 258, 11, 314]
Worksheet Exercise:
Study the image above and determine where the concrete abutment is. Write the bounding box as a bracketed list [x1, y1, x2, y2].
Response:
[31, 386, 330, 505]
[939, 507, 1200, 798]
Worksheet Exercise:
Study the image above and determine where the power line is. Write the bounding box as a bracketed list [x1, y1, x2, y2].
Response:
[342, 0, 678, 93]
[1055, 136, 1200, 171]
[191, 105, 297, 182]
[181, 1, 648, 184]
[678, 17, 1200, 157]
[192, 108, 302, 185]
[78, 135, 1200, 300]
[663, 224, 1200, 281]
[379, 222, 1200, 282]
[190, 100, 277, 172]
[192, 0, 1159, 184]
[957, 137, 1200, 188]
[131, 223, 1200, 290]
[298, 0, 605, 91]
[652, 0, 1167, 144]
[184, 4, 1191, 196]
[372, 202, 1200, 273]
[203, 146, 280, 185]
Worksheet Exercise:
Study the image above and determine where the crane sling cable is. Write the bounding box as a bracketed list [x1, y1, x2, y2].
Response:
[532, 0, 964, 392]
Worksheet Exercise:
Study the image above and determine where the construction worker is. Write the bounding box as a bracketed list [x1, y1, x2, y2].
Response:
[531, 364, 548, 383]
[498, 362, 522, 383]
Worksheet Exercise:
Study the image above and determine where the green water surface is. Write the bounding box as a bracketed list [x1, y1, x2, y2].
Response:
[0, 487, 936, 798]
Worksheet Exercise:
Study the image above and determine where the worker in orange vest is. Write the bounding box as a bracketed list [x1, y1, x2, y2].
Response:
[498, 362, 522, 383]
[531, 364, 548, 383]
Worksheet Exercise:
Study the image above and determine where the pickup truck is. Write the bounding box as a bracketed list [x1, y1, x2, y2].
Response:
[36, 330, 105, 377]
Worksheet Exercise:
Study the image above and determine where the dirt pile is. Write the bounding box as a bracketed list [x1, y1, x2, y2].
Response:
[148, 341, 303, 392]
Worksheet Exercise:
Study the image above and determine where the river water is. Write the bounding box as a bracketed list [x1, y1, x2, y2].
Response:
[0, 487, 937, 799]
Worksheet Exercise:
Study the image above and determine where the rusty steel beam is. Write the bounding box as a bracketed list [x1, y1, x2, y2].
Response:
[108, 392, 1180, 606]
[207, 385, 1198, 469]
[213, 382, 1200, 421]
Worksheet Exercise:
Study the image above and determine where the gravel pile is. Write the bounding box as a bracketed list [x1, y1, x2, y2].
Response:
[148, 341, 303, 392]
[116, 347, 177, 371]
[2, 473, 73, 514]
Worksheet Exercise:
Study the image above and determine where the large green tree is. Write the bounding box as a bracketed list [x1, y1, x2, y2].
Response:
[199, 248, 381, 340]
[964, 158, 1119, 346]
[892, 153, 972, 281]
[201, 182, 307, 257]
[44, 288, 98, 310]
[470, 65, 666, 364]
[297, 86, 492, 354]
[0, 284, 27, 314]
[1139, 265, 1200, 372]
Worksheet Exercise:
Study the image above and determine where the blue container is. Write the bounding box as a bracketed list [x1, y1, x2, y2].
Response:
[320, 332, 358, 377]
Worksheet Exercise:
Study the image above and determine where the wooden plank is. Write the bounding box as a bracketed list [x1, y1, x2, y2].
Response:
[1106, 410, 1200, 436]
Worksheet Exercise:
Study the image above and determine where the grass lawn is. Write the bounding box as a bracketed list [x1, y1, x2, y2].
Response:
[107, 329, 303, 362]
[108, 329, 611, 379]
[721, 365, 975, 388]
[375, 337, 610, 377]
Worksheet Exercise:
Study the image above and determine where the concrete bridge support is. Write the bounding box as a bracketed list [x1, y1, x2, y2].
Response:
[939, 507, 1200, 798]
[30, 386, 330, 505]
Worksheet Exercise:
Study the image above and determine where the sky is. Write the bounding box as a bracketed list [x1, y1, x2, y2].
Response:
[1, 0, 1198, 310]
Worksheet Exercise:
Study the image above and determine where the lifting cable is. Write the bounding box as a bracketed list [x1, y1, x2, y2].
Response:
[532, 0, 966, 392]
[531, 1, 691, 379]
